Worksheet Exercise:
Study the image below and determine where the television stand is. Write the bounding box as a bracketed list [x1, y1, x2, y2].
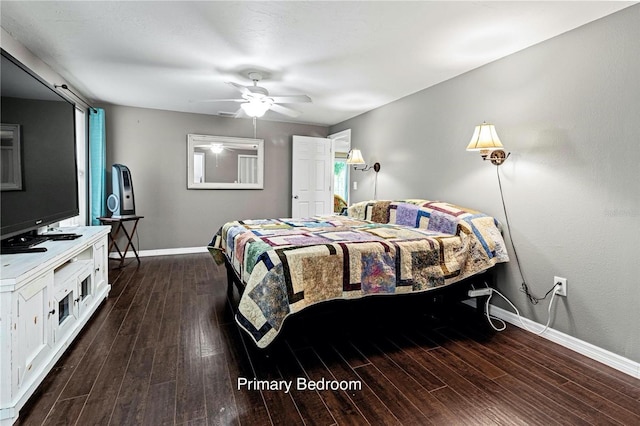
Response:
[0, 226, 110, 425]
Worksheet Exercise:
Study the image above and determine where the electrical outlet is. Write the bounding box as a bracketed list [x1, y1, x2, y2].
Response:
[468, 288, 493, 297]
[554, 276, 567, 297]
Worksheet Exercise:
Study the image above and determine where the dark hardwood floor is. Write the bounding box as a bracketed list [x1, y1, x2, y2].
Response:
[16, 253, 640, 425]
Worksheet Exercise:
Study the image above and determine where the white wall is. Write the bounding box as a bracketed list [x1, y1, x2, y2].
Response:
[330, 5, 640, 363]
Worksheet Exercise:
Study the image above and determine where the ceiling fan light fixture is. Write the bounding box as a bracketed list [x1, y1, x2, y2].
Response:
[210, 143, 224, 154]
[241, 100, 270, 117]
[202, 74, 309, 118]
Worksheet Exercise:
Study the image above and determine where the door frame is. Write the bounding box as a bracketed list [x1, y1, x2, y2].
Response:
[328, 129, 352, 205]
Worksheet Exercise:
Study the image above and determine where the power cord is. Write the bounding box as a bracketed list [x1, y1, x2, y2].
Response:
[487, 167, 565, 334]
[373, 172, 378, 200]
[474, 284, 561, 335]
[496, 167, 555, 305]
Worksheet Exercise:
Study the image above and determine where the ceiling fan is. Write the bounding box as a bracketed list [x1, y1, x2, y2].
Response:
[201, 72, 312, 118]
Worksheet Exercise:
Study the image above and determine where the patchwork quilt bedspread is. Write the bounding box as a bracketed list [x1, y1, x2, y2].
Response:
[209, 200, 509, 348]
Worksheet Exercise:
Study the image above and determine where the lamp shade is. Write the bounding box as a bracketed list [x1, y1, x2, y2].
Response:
[241, 101, 270, 117]
[466, 122, 504, 151]
[346, 149, 366, 165]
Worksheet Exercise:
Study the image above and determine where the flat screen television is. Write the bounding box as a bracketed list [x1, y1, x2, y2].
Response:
[1, 49, 78, 250]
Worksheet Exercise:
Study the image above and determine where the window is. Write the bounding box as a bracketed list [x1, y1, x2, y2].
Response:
[60, 107, 87, 226]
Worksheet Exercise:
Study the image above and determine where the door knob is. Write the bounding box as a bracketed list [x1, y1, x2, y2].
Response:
[293, 195, 299, 199]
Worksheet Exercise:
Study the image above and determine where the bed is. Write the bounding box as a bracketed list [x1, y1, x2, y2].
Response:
[208, 199, 509, 348]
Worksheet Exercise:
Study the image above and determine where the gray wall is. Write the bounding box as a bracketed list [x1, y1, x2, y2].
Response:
[331, 6, 640, 363]
[101, 105, 327, 250]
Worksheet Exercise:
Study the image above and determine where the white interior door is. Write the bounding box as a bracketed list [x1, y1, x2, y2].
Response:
[292, 135, 333, 217]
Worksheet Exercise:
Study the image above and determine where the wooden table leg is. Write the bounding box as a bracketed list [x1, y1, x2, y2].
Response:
[119, 218, 141, 265]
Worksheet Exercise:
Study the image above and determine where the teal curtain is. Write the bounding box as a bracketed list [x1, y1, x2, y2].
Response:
[89, 108, 106, 225]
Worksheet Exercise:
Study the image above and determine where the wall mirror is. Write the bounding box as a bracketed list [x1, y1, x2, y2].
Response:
[187, 134, 264, 189]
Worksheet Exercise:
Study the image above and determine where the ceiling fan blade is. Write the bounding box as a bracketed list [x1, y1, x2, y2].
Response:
[270, 103, 302, 118]
[269, 95, 312, 104]
[195, 99, 245, 103]
[233, 107, 247, 118]
[227, 81, 253, 96]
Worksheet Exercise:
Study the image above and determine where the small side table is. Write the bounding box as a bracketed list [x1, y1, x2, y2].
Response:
[97, 215, 144, 268]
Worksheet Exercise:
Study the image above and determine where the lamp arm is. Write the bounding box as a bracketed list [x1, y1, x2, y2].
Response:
[353, 164, 372, 171]
[353, 162, 381, 172]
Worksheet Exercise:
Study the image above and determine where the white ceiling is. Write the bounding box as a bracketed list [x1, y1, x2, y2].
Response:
[1, 1, 635, 126]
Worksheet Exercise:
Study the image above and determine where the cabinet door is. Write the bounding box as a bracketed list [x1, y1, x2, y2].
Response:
[76, 265, 94, 317]
[52, 282, 79, 344]
[13, 273, 53, 393]
[94, 241, 107, 291]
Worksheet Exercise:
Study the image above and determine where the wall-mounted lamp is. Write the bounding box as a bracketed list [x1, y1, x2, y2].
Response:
[346, 149, 381, 172]
[466, 122, 510, 166]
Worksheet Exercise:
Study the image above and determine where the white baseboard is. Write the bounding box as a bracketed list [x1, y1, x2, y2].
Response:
[109, 246, 209, 259]
[485, 303, 640, 379]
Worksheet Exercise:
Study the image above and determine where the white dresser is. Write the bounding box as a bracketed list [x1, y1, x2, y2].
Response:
[0, 226, 110, 425]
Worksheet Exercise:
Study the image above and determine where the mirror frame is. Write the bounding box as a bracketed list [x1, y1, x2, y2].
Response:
[187, 134, 264, 189]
